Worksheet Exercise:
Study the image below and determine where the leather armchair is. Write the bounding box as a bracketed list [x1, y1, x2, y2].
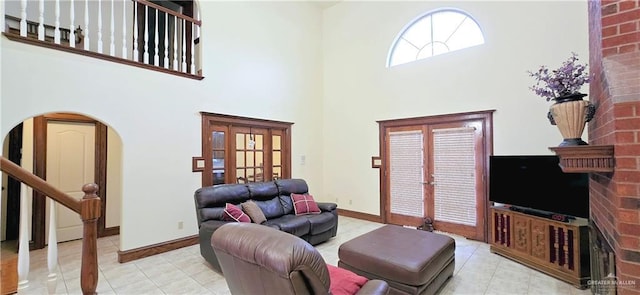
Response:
[211, 222, 389, 295]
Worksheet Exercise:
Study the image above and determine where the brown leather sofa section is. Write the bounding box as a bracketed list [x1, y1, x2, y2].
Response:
[194, 178, 338, 272]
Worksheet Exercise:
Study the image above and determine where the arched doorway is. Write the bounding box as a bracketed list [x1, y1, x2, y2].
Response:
[1, 112, 123, 249]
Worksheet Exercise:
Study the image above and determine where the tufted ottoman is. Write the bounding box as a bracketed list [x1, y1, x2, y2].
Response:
[338, 225, 455, 295]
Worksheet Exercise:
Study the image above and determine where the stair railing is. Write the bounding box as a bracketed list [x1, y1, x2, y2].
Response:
[0, 156, 101, 295]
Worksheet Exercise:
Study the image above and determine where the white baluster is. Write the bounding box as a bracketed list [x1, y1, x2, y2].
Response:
[181, 19, 187, 72]
[54, 0, 61, 44]
[20, 0, 27, 37]
[172, 15, 178, 70]
[133, 1, 138, 61]
[110, 0, 115, 56]
[163, 12, 169, 69]
[84, 0, 90, 50]
[69, 0, 76, 47]
[143, 5, 149, 63]
[97, 0, 103, 53]
[17, 184, 30, 290]
[47, 199, 58, 294]
[38, 0, 44, 40]
[154, 8, 159, 66]
[122, 0, 127, 59]
[190, 21, 195, 74]
[195, 9, 200, 74]
[195, 8, 200, 39]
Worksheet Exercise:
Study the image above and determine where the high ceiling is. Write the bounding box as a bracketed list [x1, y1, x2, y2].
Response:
[308, 0, 342, 9]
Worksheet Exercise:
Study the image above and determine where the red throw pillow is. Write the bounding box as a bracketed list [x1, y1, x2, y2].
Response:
[223, 203, 250, 223]
[327, 264, 368, 295]
[291, 193, 321, 215]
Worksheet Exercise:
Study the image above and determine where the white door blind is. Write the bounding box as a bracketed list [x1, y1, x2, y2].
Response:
[433, 127, 477, 226]
[389, 131, 424, 217]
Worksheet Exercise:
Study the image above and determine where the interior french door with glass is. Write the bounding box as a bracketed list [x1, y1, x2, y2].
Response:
[201, 113, 292, 187]
[231, 127, 270, 183]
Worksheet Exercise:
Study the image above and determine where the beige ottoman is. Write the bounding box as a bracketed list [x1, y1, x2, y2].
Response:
[338, 225, 455, 295]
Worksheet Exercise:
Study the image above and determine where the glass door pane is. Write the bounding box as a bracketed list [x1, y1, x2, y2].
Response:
[272, 134, 282, 179]
[234, 129, 267, 183]
[212, 131, 225, 185]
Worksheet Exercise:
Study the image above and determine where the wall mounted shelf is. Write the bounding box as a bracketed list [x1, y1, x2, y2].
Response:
[549, 145, 615, 173]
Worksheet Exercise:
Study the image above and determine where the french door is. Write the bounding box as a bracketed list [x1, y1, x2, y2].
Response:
[386, 126, 428, 226]
[200, 113, 292, 187]
[231, 126, 271, 183]
[380, 111, 493, 241]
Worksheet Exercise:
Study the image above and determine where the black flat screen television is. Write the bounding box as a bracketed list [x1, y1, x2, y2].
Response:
[489, 155, 589, 219]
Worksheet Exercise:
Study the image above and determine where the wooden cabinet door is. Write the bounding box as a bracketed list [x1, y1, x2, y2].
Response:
[513, 215, 530, 254]
[531, 219, 549, 261]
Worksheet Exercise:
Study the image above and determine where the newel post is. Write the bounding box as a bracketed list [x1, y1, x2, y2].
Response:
[80, 183, 101, 295]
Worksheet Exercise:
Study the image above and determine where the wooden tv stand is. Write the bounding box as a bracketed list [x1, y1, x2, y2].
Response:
[489, 206, 590, 288]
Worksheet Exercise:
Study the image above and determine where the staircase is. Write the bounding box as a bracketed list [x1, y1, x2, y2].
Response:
[0, 156, 101, 295]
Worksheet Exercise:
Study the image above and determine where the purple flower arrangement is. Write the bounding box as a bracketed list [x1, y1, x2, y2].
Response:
[527, 53, 590, 101]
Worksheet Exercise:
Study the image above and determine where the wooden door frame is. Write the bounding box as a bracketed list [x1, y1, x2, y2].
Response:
[378, 110, 494, 242]
[32, 113, 115, 250]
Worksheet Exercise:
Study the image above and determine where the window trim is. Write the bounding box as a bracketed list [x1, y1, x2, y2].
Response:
[386, 8, 485, 68]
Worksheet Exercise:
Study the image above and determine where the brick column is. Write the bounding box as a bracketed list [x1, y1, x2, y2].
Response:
[588, 1, 640, 295]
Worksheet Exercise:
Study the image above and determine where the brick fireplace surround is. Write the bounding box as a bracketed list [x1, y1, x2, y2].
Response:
[588, 1, 640, 294]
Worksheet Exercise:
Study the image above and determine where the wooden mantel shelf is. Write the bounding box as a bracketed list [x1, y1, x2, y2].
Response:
[549, 145, 615, 173]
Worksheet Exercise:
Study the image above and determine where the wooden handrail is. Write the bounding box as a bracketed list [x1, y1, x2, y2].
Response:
[0, 157, 80, 213]
[0, 156, 101, 295]
[136, 0, 202, 26]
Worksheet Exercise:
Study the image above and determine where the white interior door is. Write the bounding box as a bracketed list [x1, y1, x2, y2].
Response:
[46, 121, 95, 242]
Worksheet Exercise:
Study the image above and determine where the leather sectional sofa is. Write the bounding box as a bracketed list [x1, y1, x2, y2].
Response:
[194, 178, 338, 272]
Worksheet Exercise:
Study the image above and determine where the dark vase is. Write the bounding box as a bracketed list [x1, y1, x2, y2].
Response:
[553, 93, 588, 103]
[547, 93, 596, 147]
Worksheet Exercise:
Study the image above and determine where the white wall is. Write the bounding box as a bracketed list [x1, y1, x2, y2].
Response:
[0, 0, 4, 241]
[322, 1, 589, 215]
[1, 0, 589, 250]
[200, 1, 324, 190]
[1, 1, 324, 251]
[106, 127, 122, 228]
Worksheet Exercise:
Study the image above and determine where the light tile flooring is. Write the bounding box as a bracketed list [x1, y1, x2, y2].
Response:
[15, 216, 592, 295]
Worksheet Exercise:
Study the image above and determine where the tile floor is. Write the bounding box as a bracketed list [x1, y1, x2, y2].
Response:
[15, 216, 592, 295]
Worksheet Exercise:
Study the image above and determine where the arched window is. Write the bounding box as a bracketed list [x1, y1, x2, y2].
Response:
[387, 9, 484, 67]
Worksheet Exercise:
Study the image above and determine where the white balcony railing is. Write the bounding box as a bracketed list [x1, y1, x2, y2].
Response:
[4, 0, 202, 79]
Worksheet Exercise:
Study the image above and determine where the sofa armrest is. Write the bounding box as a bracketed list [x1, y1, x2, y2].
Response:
[356, 279, 389, 295]
[317, 202, 337, 212]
